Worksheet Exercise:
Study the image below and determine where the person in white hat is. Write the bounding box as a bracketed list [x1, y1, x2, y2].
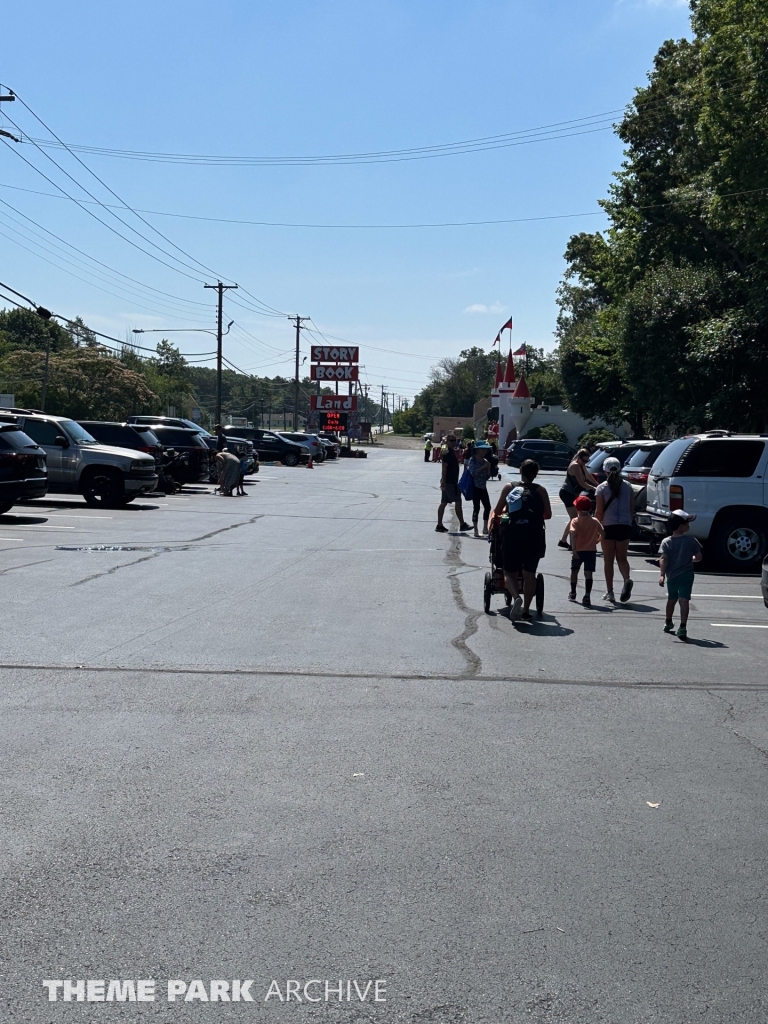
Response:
[594, 456, 635, 603]
[658, 510, 702, 640]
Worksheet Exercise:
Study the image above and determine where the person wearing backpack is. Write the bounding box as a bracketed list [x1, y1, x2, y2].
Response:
[492, 458, 552, 620]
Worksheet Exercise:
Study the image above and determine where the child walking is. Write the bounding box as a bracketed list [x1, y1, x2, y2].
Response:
[568, 494, 604, 607]
[658, 510, 702, 640]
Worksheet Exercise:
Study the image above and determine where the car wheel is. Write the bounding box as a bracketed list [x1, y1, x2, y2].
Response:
[0, 501, 14, 515]
[81, 468, 126, 508]
[713, 516, 767, 572]
[282, 453, 299, 467]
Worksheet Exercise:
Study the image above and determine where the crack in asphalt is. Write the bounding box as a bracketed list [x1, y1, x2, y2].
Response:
[187, 514, 264, 542]
[706, 689, 768, 766]
[71, 548, 179, 586]
[444, 521, 483, 678]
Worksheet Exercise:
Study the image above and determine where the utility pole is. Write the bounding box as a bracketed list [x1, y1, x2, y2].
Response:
[290, 315, 309, 429]
[204, 281, 237, 427]
[380, 386, 386, 432]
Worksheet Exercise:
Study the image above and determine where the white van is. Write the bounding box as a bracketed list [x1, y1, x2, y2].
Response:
[636, 432, 768, 571]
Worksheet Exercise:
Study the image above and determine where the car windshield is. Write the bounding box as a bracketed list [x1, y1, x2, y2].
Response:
[61, 420, 99, 445]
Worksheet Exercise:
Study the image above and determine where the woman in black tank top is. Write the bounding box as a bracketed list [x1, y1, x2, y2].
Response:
[558, 448, 598, 548]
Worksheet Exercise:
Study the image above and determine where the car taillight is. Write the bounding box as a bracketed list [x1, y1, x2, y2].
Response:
[138, 445, 152, 452]
[670, 484, 684, 510]
[626, 471, 649, 483]
[0, 452, 18, 463]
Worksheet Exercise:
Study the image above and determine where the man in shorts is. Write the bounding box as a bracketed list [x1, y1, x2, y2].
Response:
[436, 435, 471, 533]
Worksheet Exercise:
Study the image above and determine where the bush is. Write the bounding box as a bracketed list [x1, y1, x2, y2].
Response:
[461, 423, 475, 441]
[524, 424, 568, 444]
[577, 428, 619, 452]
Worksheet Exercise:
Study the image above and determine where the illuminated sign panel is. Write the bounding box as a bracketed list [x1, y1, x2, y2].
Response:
[319, 411, 348, 431]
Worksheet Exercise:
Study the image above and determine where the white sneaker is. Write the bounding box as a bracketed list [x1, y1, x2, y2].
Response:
[511, 596, 523, 620]
[603, 591, 615, 603]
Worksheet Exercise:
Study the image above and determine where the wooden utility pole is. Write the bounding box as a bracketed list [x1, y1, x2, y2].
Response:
[290, 315, 309, 429]
[204, 281, 237, 426]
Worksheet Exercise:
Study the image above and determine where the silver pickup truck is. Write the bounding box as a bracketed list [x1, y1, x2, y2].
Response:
[0, 409, 157, 507]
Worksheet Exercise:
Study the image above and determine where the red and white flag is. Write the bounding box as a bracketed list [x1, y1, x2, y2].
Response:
[513, 344, 527, 356]
[501, 317, 513, 332]
[492, 333, 501, 347]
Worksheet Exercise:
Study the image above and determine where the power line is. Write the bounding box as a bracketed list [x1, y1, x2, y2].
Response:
[12, 109, 623, 166]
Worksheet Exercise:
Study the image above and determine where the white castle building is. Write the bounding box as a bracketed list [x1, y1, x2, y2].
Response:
[488, 351, 629, 449]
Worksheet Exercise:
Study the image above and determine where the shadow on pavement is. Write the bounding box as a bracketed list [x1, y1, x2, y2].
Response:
[676, 637, 729, 649]
[0, 514, 49, 525]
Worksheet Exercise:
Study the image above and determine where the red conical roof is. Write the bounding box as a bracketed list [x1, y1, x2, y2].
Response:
[503, 351, 516, 385]
[494, 361, 503, 388]
[512, 375, 531, 399]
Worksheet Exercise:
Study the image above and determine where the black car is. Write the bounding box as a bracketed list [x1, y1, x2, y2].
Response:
[144, 426, 212, 484]
[126, 417, 255, 472]
[506, 438, 576, 471]
[221, 426, 308, 467]
[79, 421, 164, 470]
[0, 423, 48, 513]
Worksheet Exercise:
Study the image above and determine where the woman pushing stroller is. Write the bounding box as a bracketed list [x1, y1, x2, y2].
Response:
[491, 459, 552, 620]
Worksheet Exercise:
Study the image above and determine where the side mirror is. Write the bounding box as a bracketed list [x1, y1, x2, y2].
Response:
[54, 435, 70, 448]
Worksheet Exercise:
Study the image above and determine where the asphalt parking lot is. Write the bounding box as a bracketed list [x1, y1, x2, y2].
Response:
[2, 449, 768, 1023]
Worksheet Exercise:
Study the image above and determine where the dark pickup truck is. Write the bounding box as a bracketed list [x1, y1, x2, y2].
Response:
[222, 426, 308, 467]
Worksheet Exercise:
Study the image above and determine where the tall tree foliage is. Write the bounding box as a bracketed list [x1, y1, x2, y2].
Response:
[558, 0, 768, 434]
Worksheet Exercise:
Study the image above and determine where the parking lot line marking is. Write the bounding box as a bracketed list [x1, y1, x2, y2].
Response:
[710, 623, 768, 629]
[44, 514, 113, 519]
[695, 594, 763, 600]
[0, 538, 24, 542]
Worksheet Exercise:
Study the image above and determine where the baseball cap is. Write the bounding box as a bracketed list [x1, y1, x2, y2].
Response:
[573, 495, 592, 511]
[670, 509, 696, 522]
[602, 457, 621, 473]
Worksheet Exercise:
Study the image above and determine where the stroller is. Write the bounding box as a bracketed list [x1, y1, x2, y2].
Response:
[484, 515, 545, 616]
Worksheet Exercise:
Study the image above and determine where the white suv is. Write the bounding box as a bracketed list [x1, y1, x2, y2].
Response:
[636, 432, 768, 571]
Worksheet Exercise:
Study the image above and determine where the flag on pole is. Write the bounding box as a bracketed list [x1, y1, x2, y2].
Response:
[492, 333, 501, 347]
[513, 344, 527, 356]
[501, 317, 513, 332]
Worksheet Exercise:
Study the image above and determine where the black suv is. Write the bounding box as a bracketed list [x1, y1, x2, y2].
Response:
[506, 438, 576, 471]
[143, 426, 212, 484]
[221, 426, 308, 467]
[128, 416, 255, 473]
[79, 422, 164, 470]
[0, 424, 48, 514]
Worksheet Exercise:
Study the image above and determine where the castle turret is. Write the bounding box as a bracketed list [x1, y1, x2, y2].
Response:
[510, 375, 533, 435]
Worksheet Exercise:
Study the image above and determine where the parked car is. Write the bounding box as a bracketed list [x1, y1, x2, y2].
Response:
[275, 431, 326, 463]
[621, 441, 670, 514]
[506, 438, 575, 471]
[201, 435, 257, 481]
[220, 426, 309, 466]
[79, 422, 164, 471]
[0, 423, 48, 514]
[586, 441, 643, 483]
[318, 437, 339, 459]
[144, 426, 212, 484]
[0, 409, 157, 506]
[128, 416, 255, 472]
[636, 432, 768, 571]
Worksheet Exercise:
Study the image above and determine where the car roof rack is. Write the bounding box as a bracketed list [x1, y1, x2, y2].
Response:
[703, 429, 731, 437]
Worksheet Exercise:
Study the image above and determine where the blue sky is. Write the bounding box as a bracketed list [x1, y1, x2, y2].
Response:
[0, 0, 691, 402]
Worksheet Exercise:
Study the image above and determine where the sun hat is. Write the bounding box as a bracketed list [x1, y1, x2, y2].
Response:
[573, 495, 592, 511]
[670, 509, 696, 522]
[602, 457, 621, 473]
[474, 440, 492, 449]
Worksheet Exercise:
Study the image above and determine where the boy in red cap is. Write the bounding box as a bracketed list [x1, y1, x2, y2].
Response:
[569, 495, 604, 606]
